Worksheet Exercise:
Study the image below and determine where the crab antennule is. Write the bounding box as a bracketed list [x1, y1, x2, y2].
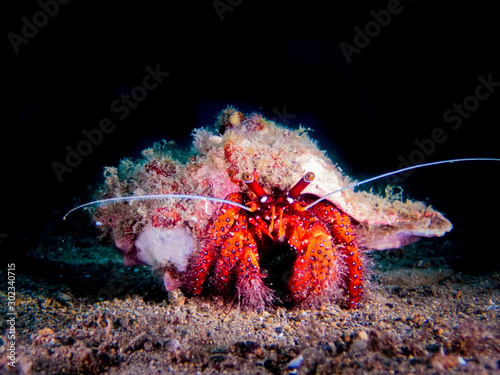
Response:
[63, 193, 252, 221]
[289, 171, 315, 198]
[304, 157, 500, 210]
[242, 172, 267, 198]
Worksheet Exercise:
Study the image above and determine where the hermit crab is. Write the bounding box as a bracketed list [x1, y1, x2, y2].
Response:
[184, 171, 364, 308]
[65, 107, 499, 309]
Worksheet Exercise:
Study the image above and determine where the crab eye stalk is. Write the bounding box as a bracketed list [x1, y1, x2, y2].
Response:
[242, 172, 268, 200]
[288, 171, 315, 199]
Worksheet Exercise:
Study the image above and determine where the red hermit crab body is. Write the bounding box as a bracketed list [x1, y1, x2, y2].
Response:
[185, 172, 363, 309]
[82, 107, 460, 310]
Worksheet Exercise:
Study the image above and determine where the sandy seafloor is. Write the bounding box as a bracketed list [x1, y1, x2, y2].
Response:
[1, 227, 499, 375]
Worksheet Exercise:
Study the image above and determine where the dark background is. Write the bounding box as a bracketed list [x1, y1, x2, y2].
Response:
[4, 1, 499, 270]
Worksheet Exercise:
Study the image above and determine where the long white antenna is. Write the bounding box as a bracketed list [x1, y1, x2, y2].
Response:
[304, 158, 500, 210]
[63, 193, 251, 221]
[64, 158, 500, 220]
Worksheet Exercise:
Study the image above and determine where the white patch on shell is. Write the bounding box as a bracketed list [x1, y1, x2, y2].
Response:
[135, 226, 194, 271]
[294, 153, 347, 195]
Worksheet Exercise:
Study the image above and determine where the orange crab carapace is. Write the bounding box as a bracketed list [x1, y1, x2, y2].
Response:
[184, 171, 363, 309]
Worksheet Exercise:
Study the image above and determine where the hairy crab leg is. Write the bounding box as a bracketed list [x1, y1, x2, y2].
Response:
[235, 237, 274, 308]
[309, 201, 363, 307]
[213, 214, 248, 295]
[287, 217, 336, 305]
[187, 244, 216, 296]
[187, 192, 243, 295]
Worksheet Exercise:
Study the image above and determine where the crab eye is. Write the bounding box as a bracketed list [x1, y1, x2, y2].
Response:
[289, 171, 315, 198]
[260, 196, 270, 203]
[304, 171, 315, 182]
[241, 172, 253, 183]
[286, 197, 294, 204]
[242, 172, 267, 198]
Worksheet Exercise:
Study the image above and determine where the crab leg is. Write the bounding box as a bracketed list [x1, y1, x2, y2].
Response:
[247, 216, 273, 240]
[308, 201, 363, 307]
[188, 244, 216, 296]
[186, 192, 243, 295]
[287, 218, 337, 305]
[213, 215, 248, 294]
[235, 236, 274, 308]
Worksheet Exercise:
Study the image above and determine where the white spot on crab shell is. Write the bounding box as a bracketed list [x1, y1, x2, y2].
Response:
[135, 226, 194, 271]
